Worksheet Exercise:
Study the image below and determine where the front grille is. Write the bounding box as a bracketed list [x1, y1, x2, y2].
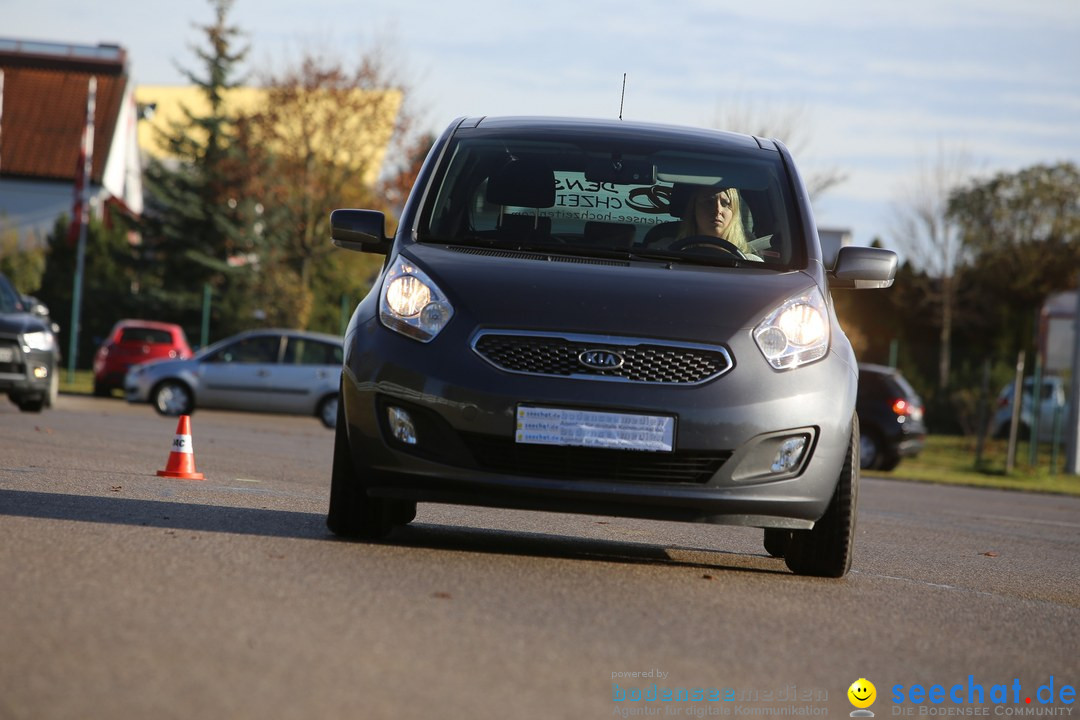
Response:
[462, 434, 729, 484]
[473, 331, 732, 385]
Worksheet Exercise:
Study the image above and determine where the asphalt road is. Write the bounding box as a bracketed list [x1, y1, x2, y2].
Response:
[1, 394, 1078, 719]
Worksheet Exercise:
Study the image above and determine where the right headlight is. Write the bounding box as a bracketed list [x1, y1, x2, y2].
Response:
[379, 257, 454, 343]
[753, 288, 830, 370]
[21, 330, 55, 353]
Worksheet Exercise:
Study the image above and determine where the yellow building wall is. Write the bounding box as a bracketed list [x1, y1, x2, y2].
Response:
[134, 85, 402, 188]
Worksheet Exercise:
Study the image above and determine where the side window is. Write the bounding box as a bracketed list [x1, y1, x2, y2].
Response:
[284, 338, 342, 365]
[215, 336, 282, 364]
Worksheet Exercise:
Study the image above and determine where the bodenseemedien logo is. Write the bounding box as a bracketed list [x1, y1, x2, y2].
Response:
[849, 678, 877, 717]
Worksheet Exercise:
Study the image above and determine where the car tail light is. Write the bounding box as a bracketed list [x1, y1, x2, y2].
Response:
[892, 399, 923, 422]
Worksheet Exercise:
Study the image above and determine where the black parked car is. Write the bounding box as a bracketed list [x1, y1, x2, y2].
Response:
[327, 116, 897, 577]
[0, 272, 59, 412]
[856, 363, 926, 471]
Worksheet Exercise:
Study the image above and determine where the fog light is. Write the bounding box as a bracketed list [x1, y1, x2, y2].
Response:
[387, 407, 417, 445]
[33, 365, 49, 379]
[771, 436, 808, 473]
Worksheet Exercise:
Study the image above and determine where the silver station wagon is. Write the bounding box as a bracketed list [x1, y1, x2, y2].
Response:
[125, 328, 343, 428]
[326, 116, 897, 577]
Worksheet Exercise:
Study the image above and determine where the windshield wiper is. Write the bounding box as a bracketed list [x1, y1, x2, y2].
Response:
[623, 249, 746, 268]
[424, 237, 748, 268]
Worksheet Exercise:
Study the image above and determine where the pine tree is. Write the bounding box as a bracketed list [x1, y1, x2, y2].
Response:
[140, 0, 259, 343]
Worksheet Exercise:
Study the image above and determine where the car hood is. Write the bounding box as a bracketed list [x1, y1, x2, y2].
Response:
[403, 244, 818, 340]
[0, 312, 48, 336]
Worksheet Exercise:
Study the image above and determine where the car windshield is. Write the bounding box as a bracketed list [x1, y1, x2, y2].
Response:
[418, 131, 802, 269]
[0, 275, 22, 313]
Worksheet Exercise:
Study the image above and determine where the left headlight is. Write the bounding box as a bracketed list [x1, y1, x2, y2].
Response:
[379, 256, 454, 343]
[753, 288, 830, 370]
[22, 330, 55, 353]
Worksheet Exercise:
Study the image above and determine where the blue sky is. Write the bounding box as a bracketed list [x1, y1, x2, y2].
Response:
[5, 0, 1079, 256]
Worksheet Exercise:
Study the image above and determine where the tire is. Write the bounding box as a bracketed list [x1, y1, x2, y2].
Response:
[763, 529, 792, 558]
[785, 414, 859, 578]
[879, 455, 901, 472]
[859, 428, 881, 470]
[317, 394, 338, 429]
[152, 380, 193, 416]
[45, 371, 59, 407]
[326, 392, 415, 538]
[93, 379, 111, 397]
[15, 395, 45, 413]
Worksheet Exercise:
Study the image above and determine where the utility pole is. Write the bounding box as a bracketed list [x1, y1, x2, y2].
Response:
[67, 76, 96, 383]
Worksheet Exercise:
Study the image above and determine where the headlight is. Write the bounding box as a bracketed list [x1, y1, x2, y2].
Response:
[379, 257, 454, 342]
[22, 330, 55, 353]
[753, 288, 830, 370]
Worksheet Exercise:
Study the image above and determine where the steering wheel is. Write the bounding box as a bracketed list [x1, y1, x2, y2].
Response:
[669, 235, 743, 257]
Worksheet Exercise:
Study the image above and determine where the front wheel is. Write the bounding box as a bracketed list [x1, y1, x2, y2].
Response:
[859, 429, 880, 470]
[15, 394, 45, 413]
[152, 380, 193, 416]
[763, 529, 791, 558]
[326, 392, 414, 539]
[45, 371, 59, 407]
[317, 394, 338, 429]
[785, 414, 859, 578]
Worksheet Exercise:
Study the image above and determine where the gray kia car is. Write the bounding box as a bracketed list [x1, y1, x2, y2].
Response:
[327, 116, 897, 577]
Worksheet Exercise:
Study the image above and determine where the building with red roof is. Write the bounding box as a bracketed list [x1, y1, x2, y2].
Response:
[0, 37, 143, 247]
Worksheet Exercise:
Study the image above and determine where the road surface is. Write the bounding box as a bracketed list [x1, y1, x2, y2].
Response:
[1, 395, 1077, 718]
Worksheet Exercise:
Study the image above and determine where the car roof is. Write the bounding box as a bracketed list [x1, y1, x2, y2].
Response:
[114, 319, 184, 330]
[230, 327, 343, 344]
[457, 115, 775, 152]
[858, 362, 901, 376]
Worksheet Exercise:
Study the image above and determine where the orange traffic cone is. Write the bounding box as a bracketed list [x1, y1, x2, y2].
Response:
[156, 415, 205, 480]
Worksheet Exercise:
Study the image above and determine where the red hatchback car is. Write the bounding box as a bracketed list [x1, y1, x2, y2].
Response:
[93, 320, 193, 396]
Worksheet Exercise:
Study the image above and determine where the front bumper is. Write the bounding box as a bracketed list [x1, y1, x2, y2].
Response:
[0, 339, 56, 401]
[341, 316, 858, 530]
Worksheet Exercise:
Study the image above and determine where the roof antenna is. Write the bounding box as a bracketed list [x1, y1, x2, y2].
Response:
[619, 73, 627, 120]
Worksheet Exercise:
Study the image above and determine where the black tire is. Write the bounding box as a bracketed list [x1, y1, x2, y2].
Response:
[326, 393, 415, 538]
[763, 529, 791, 558]
[45, 371, 59, 407]
[859, 428, 881, 470]
[785, 414, 859, 578]
[151, 380, 193, 416]
[317, 394, 338, 429]
[878, 454, 901, 472]
[93, 380, 111, 398]
[15, 395, 45, 413]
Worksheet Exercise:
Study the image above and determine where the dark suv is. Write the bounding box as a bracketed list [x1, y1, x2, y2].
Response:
[856, 363, 926, 470]
[0, 272, 59, 412]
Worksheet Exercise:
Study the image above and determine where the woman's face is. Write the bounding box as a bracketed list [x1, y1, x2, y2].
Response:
[693, 189, 735, 237]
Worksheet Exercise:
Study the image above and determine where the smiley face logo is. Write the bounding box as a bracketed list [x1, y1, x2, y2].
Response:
[848, 678, 877, 709]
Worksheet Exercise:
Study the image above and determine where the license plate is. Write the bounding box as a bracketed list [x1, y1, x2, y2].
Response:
[515, 405, 675, 452]
[0, 347, 14, 363]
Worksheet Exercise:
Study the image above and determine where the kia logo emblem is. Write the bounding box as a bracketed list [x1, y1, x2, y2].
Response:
[578, 349, 624, 370]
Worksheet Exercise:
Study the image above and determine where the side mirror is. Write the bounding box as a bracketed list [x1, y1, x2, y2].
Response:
[330, 209, 391, 255]
[21, 295, 50, 319]
[829, 246, 897, 289]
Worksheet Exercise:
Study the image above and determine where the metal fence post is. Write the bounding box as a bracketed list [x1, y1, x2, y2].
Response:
[1006, 350, 1025, 475]
[1065, 282, 1080, 475]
